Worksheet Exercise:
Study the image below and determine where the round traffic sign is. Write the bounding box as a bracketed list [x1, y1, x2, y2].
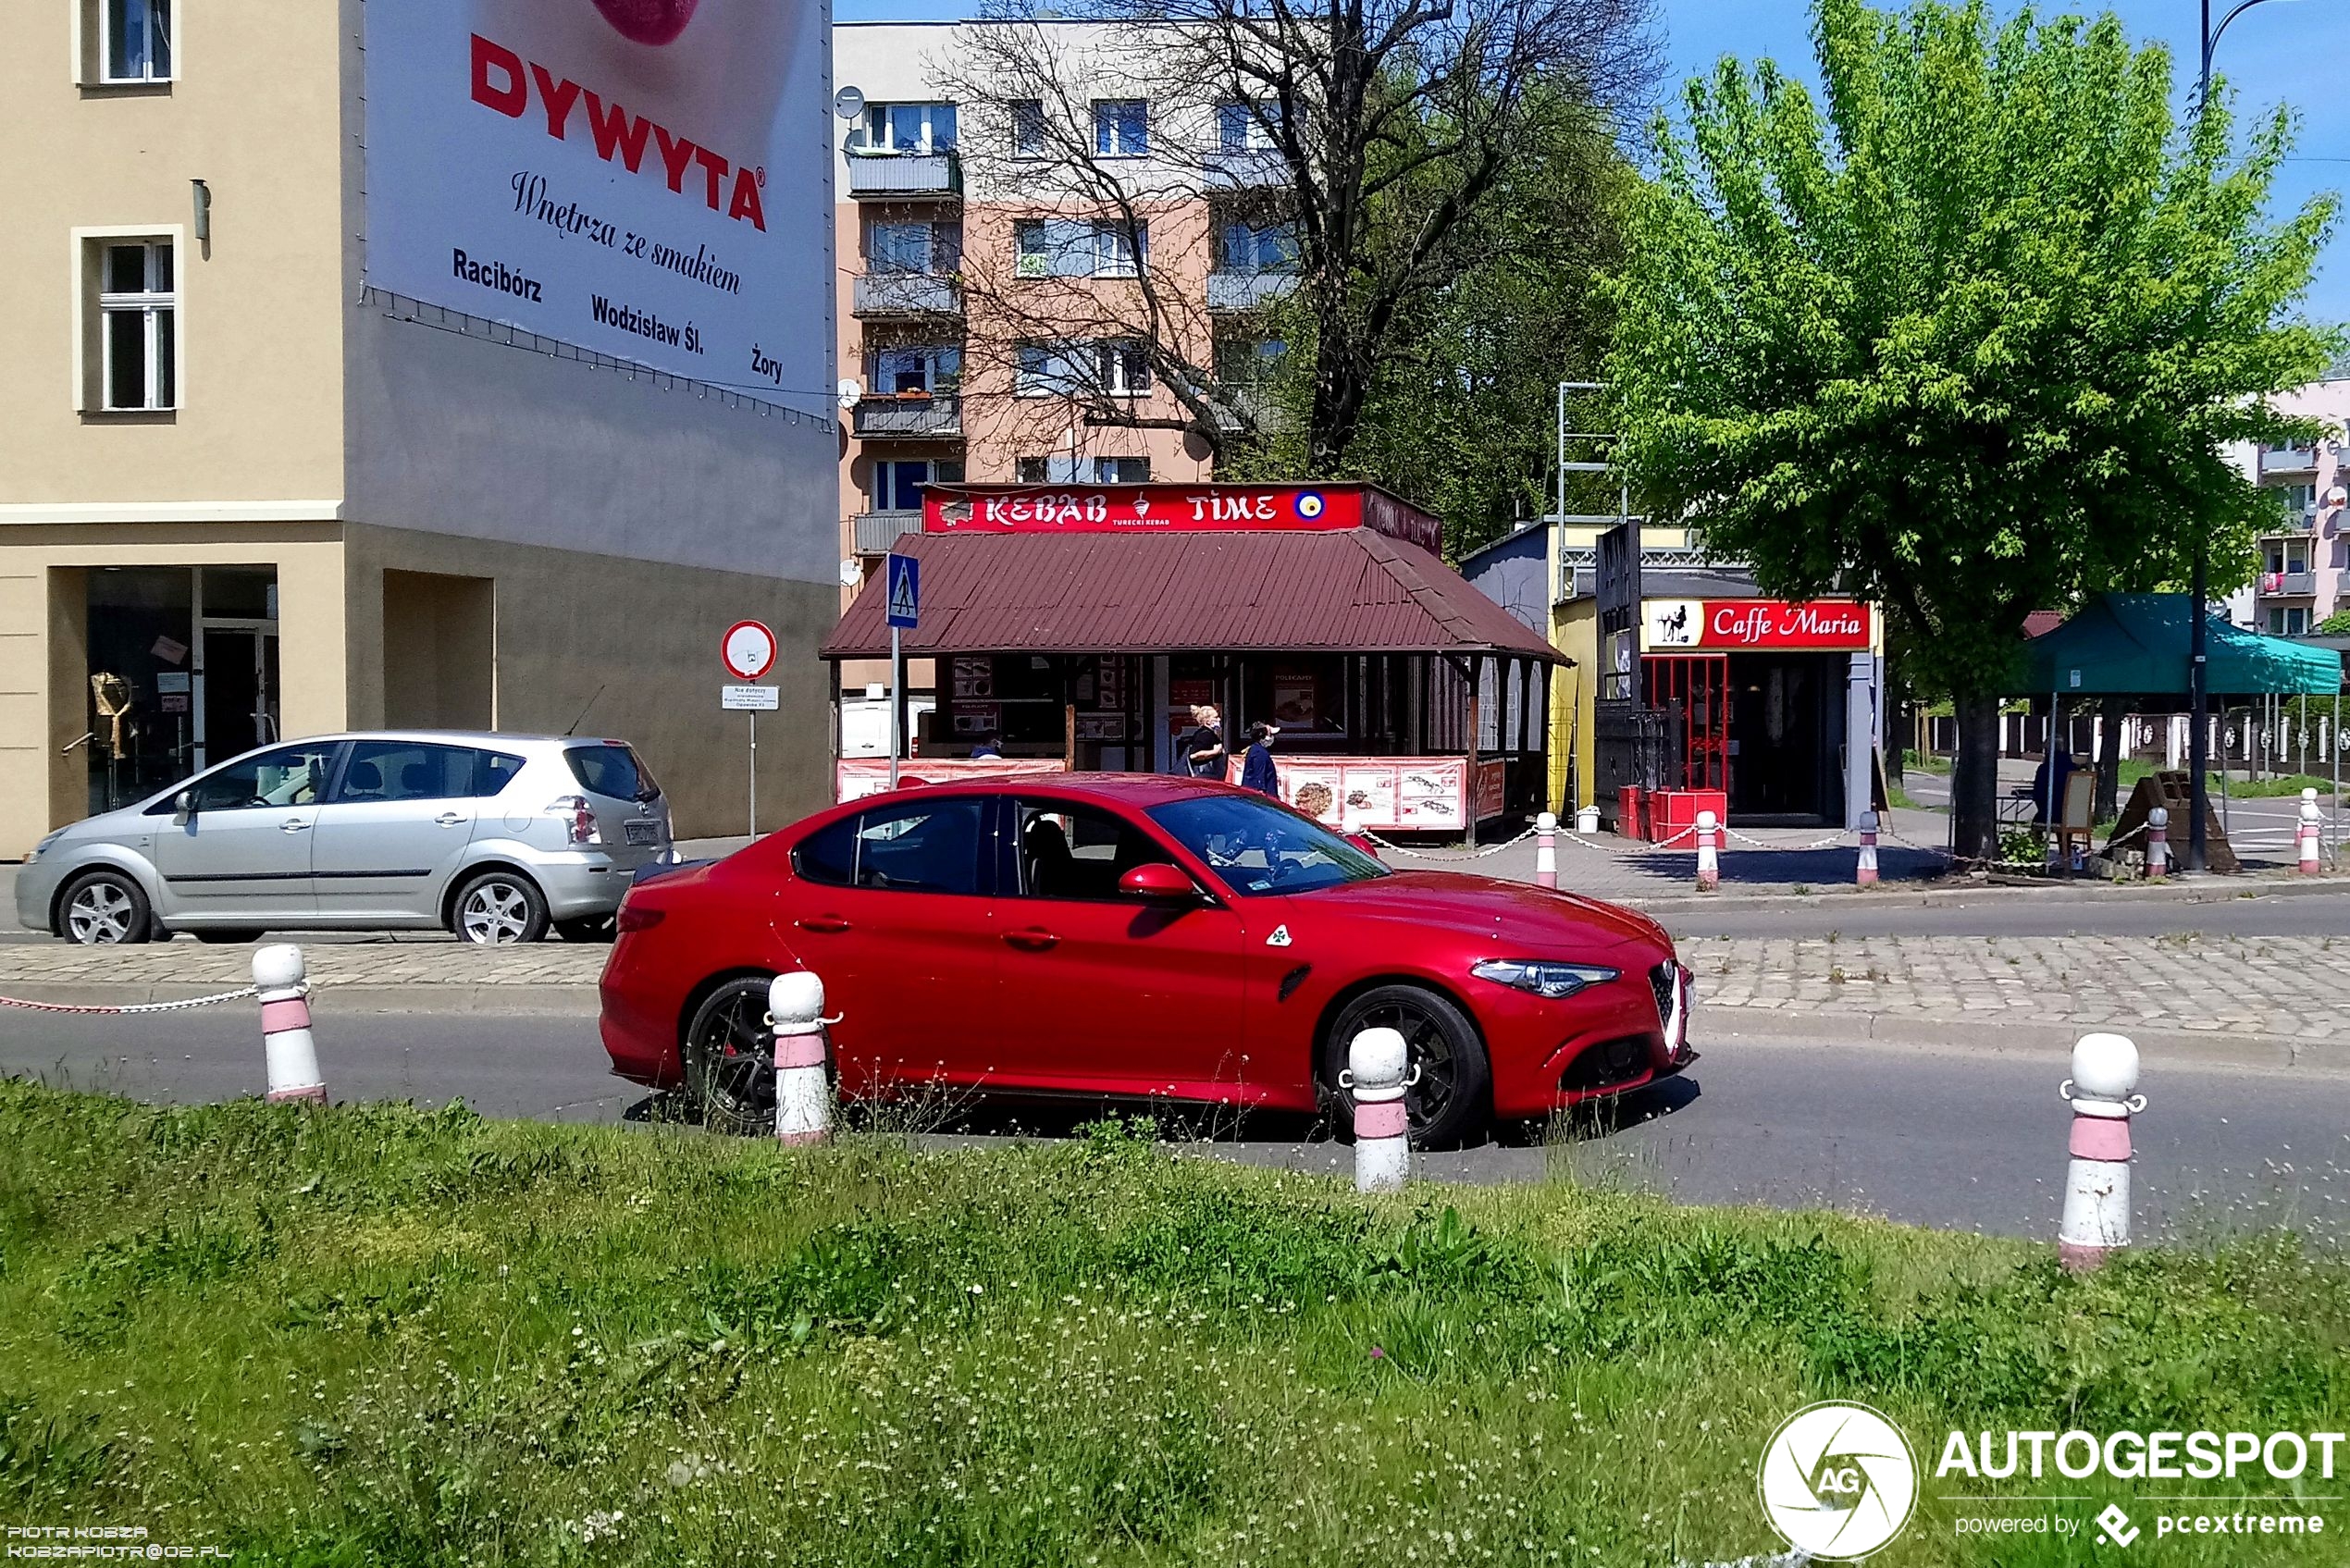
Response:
[722, 620, 777, 681]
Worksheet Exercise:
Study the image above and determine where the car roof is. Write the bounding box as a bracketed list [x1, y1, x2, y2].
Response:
[861, 772, 1241, 804]
[294, 730, 612, 747]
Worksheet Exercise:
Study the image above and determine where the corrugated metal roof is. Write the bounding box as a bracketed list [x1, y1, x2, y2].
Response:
[822, 529, 1566, 661]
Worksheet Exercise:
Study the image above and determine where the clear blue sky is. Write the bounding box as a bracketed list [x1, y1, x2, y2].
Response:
[835, 0, 2350, 324]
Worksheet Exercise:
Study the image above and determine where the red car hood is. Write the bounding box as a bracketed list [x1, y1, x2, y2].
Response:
[1295, 870, 1671, 958]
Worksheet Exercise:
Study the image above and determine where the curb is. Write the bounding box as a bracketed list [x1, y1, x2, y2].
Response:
[1622, 873, 2350, 915]
[0, 982, 600, 1018]
[1704, 1005, 2319, 1073]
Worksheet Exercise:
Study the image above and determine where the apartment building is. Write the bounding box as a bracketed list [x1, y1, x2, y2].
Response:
[829, 19, 1297, 702]
[0, 0, 842, 857]
[2227, 377, 2350, 637]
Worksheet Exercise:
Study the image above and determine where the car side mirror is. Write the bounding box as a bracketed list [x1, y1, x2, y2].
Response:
[1119, 862, 1197, 900]
[173, 789, 197, 816]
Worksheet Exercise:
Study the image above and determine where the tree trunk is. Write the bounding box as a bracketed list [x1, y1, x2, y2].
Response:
[1951, 690, 2002, 860]
[2094, 695, 2124, 823]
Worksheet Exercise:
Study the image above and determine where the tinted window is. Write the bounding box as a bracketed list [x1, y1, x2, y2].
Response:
[1012, 799, 1170, 900]
[336, 741, 480, 803]
[476, 751, 526, 796]
[793, 799, 986, 895]
[1147, 795, 1388, 897]
[567, 744, 661, 802]
[175, 742, 340, 812]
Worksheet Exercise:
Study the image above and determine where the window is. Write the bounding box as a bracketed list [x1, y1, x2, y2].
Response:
[95, 240, 176, 411]
[1015, 456, 1148, 483]
[1147, 795, 1387, 897]
[1216, 336, 1286, 384]
[1217, 101, 1282, 152]
[96, 0, 171, 83]
[1219, 219, 1298, 275]
[1011, 99, 1047, 158]
[1100, 340, 1152, 396]
[2265, 539, 2310, 574]
[874, 459, 962, 512]
[168, 741, 340, 813]
[1010, 799, 1176, 900]
[1015, 219, 1145, 278]
[872, 343, 960, 394]
[334, 741, 513, 803]
[791, 798, 986, 894]
[1094, 99, 1149, 157]
[2269, 607, 2311, 636]
[1014, 340, 1151, 397]
[870, 220, 957, 275]
[566, 744, 662, 802]
[850, 102, 958, 154]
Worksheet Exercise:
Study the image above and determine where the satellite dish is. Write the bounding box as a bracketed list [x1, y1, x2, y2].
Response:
[2327, 486, 2347, 509]
[834, 86, 866, 120]
[836, 377, 862, 410]
[839, 559, 863, 587]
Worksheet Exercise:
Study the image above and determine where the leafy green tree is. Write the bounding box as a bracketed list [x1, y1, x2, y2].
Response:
[1604, 0, 2338, 856]
[2319, 608, 2350, 636]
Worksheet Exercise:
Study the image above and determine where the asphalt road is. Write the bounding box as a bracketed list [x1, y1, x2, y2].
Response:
[6, 1006, 2342, 1242]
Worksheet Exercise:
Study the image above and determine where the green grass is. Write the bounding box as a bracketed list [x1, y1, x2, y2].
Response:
[2113, 759, 2343, 799]
[4, 1082, 2348, 1565]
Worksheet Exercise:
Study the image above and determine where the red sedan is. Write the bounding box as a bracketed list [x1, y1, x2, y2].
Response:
[600, 775, 1692, 1146]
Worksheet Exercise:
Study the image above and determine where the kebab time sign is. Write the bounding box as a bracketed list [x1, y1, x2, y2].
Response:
[1643, 599, 1875, 652]
[924, 484, 1443, 549]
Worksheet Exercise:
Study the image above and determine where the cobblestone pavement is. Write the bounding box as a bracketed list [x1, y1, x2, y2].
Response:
[2, 929, 2339, 1051]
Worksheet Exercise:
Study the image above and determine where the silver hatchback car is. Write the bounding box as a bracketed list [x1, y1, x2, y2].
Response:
[16, 731, 674, 945]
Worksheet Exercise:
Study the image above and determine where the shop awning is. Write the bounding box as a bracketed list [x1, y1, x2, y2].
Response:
[822, 528, 1568, 662]
[2006, 593, 2344, 698]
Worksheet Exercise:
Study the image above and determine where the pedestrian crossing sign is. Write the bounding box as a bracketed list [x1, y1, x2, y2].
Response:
[885, 552, 920, 629]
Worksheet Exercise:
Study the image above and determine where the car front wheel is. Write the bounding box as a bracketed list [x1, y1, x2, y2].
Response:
[451, 870, 550, 945]
[1322, 984, 1491, 1150]
[57, 870, 153, 946]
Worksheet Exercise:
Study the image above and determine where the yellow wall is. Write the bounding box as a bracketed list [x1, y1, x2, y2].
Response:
[1552, 599, 1599, 811]
[0, 1, 347, 511]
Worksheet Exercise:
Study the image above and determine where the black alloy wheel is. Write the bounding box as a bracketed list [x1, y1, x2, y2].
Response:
[1321, 983, 1491, 1150]
[683, 976, 783, 1136]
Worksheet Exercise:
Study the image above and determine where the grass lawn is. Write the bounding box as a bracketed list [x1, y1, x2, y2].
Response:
[4, 1081, 2348, 1565]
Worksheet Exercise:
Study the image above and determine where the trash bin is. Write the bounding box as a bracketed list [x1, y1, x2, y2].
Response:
[1651, 789, 1730, 847]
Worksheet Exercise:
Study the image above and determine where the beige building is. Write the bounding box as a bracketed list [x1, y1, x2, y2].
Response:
[0, 0, 840, 858]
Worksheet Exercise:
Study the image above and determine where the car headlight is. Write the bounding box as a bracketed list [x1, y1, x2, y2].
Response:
[24, 831, 65, 865]
[1470, 958, 1621, 998]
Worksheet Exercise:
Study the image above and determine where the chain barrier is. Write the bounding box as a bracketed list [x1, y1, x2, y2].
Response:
[0, 985, 263, 1017]
[1360, 822, 1540, 861]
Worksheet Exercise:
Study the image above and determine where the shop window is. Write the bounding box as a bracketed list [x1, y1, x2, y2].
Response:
[93, 239, 177, 411]
[1094, 99, 1149, 157]
[91, 0, 172, 83]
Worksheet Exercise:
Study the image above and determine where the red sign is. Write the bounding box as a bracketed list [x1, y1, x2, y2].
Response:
[924, 484, 1441, 551]
[1646, 599, 1873, 651]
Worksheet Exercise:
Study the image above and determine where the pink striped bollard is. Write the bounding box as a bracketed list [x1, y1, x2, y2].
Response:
[1855, 810, 1879, 886]
[1535, 811, 1559, 889]
[1694, 809, 1721, 893]
[2299, 787, 2324, 874]
[2058, 1033, 2143, 1273]
[254, 945, 325, 1105]
[767, 971, 832, 1145]
[2145, 807, 2168, 881]
[1344, 1026, 1411, 1192]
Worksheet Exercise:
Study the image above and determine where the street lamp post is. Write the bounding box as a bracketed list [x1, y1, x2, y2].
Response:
[2188, 0, 2288, 871]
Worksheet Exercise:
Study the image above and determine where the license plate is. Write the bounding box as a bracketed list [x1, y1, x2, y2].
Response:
[625, 820, 660, 846]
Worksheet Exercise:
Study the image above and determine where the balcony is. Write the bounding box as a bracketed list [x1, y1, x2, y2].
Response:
[1211, 384, 1292, 435]
[1202, 146, 1285, 191]
[2261, 510, 2319, 537]
[851, 392, 962, 439]
[852, 511, 924, 556]
[2262, 447, 2319, 477]
[853, 272, 962, 318]
[1206, 271, 1298, 313]
[846, 151, 962, 200]
[2264, 570, 2319, 597]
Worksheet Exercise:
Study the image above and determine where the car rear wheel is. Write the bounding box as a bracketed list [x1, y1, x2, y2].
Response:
[1321, 984, 1491, 1150]
[683, 976, 780, 1136]
[58, 871, 152, 946]
[451, 870, 550, 945]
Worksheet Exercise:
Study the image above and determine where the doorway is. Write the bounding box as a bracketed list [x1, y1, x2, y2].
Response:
[1725, 651, 1845, 822]
[199, 625, 280, 760]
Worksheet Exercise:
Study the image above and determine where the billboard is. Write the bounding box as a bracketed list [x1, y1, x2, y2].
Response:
[363, 0, 829, 411]
[1642, 599, 1874, 652]
[925, 485, 1444, 549]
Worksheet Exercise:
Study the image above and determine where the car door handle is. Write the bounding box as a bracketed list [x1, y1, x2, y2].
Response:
[435, 812, 464, 827]
[796, 915, 852, 933]
[1002, 928, 1059, 951]
[280, 818, 312, 833]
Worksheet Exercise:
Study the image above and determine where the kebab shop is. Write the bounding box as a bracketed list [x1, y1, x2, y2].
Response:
[1635, 592, 1882, 826]
[820, 482, 1566, 836]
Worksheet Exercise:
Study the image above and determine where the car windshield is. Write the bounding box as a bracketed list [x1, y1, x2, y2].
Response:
[567, 743, 661, 802]
[1147, 795, 1389, 897]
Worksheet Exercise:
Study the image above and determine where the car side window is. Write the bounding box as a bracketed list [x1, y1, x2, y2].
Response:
[179, 743, 340, 812]
[794, 799, 987, 895]
[794, 816, 859, 886]
[1011, 798, 1169, 900]
[333, 741, 476, 804]
[473, 750, 526, 796]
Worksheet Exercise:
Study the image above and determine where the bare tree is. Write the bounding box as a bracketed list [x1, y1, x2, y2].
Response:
[935, 0, 1655, 472]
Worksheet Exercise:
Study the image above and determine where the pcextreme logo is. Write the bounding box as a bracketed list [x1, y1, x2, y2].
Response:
[1758, 1401, 1921, 1560]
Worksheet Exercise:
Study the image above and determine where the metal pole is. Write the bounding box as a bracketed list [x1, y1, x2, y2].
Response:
[1554, 381, 1567, 520]
[748, 710, 758, 838]
[2189, 0, 2215, 872]
[889, 623, 903, 791]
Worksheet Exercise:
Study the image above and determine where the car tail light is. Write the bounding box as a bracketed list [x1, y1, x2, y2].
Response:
[615, 902, 665, 932]
[549, 795, 601, 846]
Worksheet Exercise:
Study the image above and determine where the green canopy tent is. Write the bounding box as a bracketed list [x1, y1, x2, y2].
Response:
[2008, 593, 2343, 698]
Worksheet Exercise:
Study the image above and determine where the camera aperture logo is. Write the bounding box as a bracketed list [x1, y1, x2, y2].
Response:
[1759, 1401, 1920, 1560]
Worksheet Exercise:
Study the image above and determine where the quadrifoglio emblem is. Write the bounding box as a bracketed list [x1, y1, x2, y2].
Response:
[1758, 1401, 1920, 1560]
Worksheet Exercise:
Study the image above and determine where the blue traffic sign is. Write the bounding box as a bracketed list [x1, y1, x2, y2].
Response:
[885, 552, 921, 629]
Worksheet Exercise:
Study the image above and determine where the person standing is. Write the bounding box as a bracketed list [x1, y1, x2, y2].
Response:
[1240, 722, 1281, 796]
[1178, 704, 1227, 779]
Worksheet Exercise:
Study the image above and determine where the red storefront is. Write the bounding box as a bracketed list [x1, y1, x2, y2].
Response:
[822, 483, 1565, 835]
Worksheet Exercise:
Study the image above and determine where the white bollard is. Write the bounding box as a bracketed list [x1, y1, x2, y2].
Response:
[2058, 1032, 2144, 1272]
[1855, 810, 1879, 886]
[2145, 807, 2168, 880]
[1535, 810, 1559, 889]
[1345, 1026, 1411, 1193]
[1342, 809, 1379, 858]
[1575, 804, 1601, 835]
[2300, 786, 2324, 874]
[768, 971, 832, 1146]
[1694, 809, 1721, 893]
[254, 945, 325, 1105]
